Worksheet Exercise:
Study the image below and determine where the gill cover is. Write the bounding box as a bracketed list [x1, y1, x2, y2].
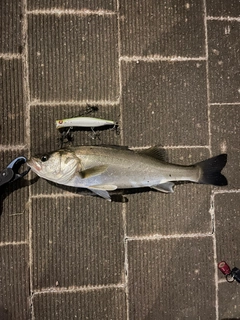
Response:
[35, 149, 82, 184]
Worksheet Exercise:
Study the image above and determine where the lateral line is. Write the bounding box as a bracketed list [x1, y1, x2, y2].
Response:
[130, 145, 210, 150]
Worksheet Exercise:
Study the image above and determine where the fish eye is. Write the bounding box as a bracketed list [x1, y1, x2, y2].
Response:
[41, 155, 49, 162]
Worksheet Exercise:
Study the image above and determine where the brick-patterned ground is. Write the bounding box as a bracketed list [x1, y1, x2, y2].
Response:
[0, 1, 240, 319]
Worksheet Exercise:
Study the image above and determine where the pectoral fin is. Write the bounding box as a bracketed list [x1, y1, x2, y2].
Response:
[80, 165, 108, 179]
[151, 182, 175, 193]
[88, 188, 111, 201]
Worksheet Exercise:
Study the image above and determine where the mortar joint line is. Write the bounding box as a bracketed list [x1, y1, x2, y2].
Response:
[32, 283, 125, 295]
[116, 1, 129, 318]
[0, 53, 22, 59]
[123, 204, 130, 320]
[27, 9, 116, 16]
[213, 189, 240, 194]
[210, 102, 240, 106]
[22, 1, 34, 319]
[28, 100, 120, 107]
[120, 55, 206, 62]
[30, 193, 91, 199]
[207, 16, 240, 22]
[204, 2, 218, 316]
[210, 192, 219, 320]
[203, 0, 212, 157]
[117, 1, 123, 145]
[0, 241, 28, 247]
[125, 233, 213, 241]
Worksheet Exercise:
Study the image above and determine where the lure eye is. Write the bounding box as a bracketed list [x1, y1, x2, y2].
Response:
[41, 155, 49, 162]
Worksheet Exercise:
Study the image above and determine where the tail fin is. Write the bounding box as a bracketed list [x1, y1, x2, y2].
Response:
[196, 154, 228, 186]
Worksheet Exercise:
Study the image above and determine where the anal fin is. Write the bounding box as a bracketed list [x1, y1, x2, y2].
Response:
[151, 182, 175, 193]
[89, 188, 111, 201]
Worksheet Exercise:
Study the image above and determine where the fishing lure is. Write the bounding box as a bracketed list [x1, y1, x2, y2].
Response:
[56, 117, 115, 129]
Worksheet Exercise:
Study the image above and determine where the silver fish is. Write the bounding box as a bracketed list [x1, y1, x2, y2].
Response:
[27, 146, 227, 201]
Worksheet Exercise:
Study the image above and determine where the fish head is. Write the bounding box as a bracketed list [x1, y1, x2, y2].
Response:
[27, 149, 81, 184]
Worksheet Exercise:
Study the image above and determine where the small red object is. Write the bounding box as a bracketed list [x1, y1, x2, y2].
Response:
[218, 261, 231, 275]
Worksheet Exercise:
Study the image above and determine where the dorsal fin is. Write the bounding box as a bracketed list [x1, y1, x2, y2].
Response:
[137, 146, 166, 161]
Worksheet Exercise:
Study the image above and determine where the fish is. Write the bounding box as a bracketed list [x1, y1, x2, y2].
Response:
[56, 117, 115, 129]
[27, 145, 228, 201]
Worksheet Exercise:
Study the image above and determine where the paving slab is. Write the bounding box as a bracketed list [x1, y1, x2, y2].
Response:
[121, 60, 208, 147]
[210, 105, 240, 189]
[0, 244, 30, 320]
[206, 0, 240, 17]
[32, 288, 126, 320]
[0, 149, 29, 242]
[125, 147, 212, 236]
[27, 14, 119, 102]
[215, 193, 240, 268]
[128, 237, 215, 320]
[0, 59, 26, 145]
[208, 20, 240, 103]
[119, 0, 205, 57]
[27, 0, 116, 11]
[31, 196, 124, 290]
[218, 282, 240, 319]
[0, 1, 23, 54]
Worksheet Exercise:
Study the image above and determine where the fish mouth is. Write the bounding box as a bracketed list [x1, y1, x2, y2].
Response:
[27, 158, 42, 172]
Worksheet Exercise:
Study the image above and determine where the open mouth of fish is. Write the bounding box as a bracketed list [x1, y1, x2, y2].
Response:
[27, 159, 41, 172]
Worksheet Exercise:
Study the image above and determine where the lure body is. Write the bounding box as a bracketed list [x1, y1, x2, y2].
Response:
[56, 117, 115, 129]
